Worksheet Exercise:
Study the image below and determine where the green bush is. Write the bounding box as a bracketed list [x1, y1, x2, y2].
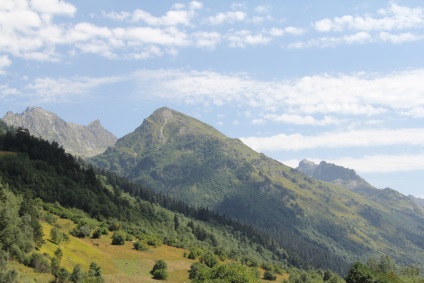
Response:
[111, 232, 126, 245]
[133, 241, 148, 251]
[200, 251, 218, 268]
[263, 270, 277, 281]
[150, 259, 168, 280]
[28, 253, 50, 273]
[152, 268, 168, 280]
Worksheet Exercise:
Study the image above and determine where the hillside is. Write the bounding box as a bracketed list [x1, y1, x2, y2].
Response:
[2, 107, 117, 158]
[91, 107, 424, 274]
[296, 160, 423, 216]
[0, 126, 301, 282]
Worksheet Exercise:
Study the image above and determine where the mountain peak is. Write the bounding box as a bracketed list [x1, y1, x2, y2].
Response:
[297, 159, 374, 191]
[2, 107, 117, 157]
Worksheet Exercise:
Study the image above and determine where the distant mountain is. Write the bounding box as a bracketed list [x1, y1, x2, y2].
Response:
[2, 107, 117, 158]
[409, 195, 424, 209]
[91, 107, 424, 273]
[297, 159, 374, 191]
[296, 160, 423, 216]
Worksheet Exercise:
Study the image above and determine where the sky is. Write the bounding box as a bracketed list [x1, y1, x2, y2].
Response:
[1, 0, 424, 198]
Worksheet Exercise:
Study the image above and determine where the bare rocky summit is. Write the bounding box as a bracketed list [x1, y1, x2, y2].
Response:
[2, 107, 117, 158]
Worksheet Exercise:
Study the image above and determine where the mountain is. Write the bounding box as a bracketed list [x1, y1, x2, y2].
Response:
[296, 160, 423, 216]
[2, 107, 117, 158]
[0, 125, 299, 282]
[409, 195, 424, 208]
[297, 159, 374, 192]
[91, 107, 424, 273]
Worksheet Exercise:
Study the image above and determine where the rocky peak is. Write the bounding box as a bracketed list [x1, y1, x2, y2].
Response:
[297, 159, 318, 177]
[2, 107, 117, 158]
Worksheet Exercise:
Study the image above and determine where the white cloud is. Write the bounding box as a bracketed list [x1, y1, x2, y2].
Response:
[301, 3, 424, 48]
[289, 31, 372, 48]
[0, 55, 11, 74]
[26, 76, 125, 103]
[207, 11, 247, 25]
[257, 114, 339, 126]
[284, 26, 306, 35]
[193, 32, 222, 49]
[0, 84, 19, 99]
[30, 0, 76, 18]
[102, 11, 130, 21]
[103, 2, 201, 26]
[240, 128, 424, 152]
[132, 68, 424, 122]
[226, 30, 271, 47]
[313, 3, 424, 32]
[255, 5, 271, 14]
[379, 32, 423, 43]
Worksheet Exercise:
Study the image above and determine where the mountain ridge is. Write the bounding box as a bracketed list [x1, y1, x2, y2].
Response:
[296, 159, 423, 215]
[2, 107, 117, 158]
[90, 107, 424, 273]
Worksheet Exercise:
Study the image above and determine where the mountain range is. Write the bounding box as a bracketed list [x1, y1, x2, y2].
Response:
[90, 107, 424, 273]
[2, 107, 117, 158]
[2, 106, 423, 274]
[296, 159, 424, 211]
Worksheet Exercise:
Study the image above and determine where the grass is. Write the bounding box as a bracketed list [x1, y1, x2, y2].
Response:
[13, 216, 291, 282]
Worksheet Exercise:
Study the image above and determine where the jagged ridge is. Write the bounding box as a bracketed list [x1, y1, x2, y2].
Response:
[2, 107, 117, 158]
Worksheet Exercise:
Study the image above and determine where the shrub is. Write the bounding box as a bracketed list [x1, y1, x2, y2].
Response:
[70, 224, 91, 238]
[146, 236, 161, 247]
[263, 270, 277, 281]
[150, 259, 168, 280]
[201, 251, 218, 268]
[152, 268, 168, 280]
[28, 253, 50, 273]
[111, 232, 125, 245]
[133, 241, 148, 251]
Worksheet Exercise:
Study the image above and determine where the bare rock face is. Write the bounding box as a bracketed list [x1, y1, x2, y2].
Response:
[2, 107, 117, 158]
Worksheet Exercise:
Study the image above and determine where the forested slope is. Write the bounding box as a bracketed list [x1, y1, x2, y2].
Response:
[91, 107, 424, 274]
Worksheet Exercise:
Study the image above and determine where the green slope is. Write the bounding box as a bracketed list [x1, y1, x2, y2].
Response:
[91, 107, 424, 274]
[0, 126, 300, 282]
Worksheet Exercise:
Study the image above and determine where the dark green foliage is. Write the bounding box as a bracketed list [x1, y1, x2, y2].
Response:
[54, 267, 70, 282]
[189, 262, 210, 280]
[188, 248, 202, 260]
[70, 224, 92, 238]
[51, 227, 69, 244]
[200, 251, 218, 268]
[92, 228, 102, 239]
[345, 256, 424, 283]
[0, 129, 137, 222]
[28, 253, 50, 273]
[152, 268, 168, 280]
[111, 231, 126, 245]
[87, 262, 104, 282]
[70, 264, 83, 283]
[0, 183, 34, 261]
[263, 270, 277, 281]
[50, 257, 60, 276]
[150, 260, 168, 280]
[0, 251, 18, 283]
[189, 262, 260, 283]
[133, 241, 148, 251]
[210, 262, 259, 283]
[146, 236, 162, 247]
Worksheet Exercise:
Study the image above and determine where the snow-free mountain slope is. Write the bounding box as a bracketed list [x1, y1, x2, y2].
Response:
[91, 107, 424, 273]
[2, 107, 117, 158]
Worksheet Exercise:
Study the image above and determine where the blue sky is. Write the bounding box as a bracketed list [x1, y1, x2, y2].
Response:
[1, 0, 424, 198]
